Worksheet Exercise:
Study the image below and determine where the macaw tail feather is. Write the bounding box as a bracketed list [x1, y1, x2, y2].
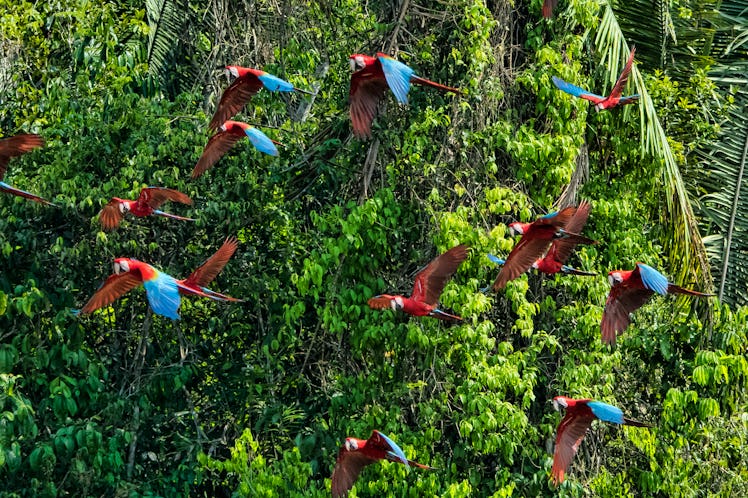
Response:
[560, 266, 597, 276]
[623, 417, 652, 428]
[293, 87, 314, 95]
[408, 460, 438, 470]
[429, 308, 462, 322]
[667, 284, 714, 297]
[153, 210, 196, 222]
[411, 76, 462, 95]
[199, 286, 244, 302]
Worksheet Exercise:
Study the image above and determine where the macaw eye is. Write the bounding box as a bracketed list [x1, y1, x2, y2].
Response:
[344, 439, 358, 451]
[115, 261, 129, 274]
[119, 203, 128, 213]
[608, 272, 623, 286]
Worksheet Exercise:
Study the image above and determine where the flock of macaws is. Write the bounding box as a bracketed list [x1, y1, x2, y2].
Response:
[1, 6, 714, 495]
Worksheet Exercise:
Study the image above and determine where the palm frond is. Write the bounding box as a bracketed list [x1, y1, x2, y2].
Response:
[146, 0, 194, 96]
[595, 4, 713, 291]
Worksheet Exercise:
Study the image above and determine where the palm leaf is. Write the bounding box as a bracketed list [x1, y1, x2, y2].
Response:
[145, 0, 195, 96]
[595, 4, 713, 291]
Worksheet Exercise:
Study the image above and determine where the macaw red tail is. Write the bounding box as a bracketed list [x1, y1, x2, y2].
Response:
[667, 284, 714, 297]
[408, 459, 438, 470]
[411, 76, 462, 95]
[623, 417, 652, 428]
[153, 210, 196, 222]
[429, 308, 462, 322]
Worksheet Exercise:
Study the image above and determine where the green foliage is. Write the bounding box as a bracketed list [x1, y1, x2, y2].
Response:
[0, 0, 746, 497]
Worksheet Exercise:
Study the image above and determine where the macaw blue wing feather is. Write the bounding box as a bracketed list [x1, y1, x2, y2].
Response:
[588, 401, 624, 425]
[258, 72, 295, 93]
[637, 263, 669, 295]
[244, 127, 279, 157]
[540, 210, 559, 219]
[377, 431, 409, 468]
[552, 76, 605, 102]
[143, 271, 181, 320]
[487, 254, 506, 266]
[378, 54, 415, 104]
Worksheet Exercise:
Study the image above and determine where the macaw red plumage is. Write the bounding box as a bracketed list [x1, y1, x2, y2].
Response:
[99, 187, 194, 230]
[348, 52, 460, 138]
[209, 66, 311, 131]
[533, 200, 596, 275]
[0, 133, 54, 205]
[601, 262, 713, 344]
[177, 237, 242, 302]
[551, 396, 650, 486]
[76, 258, 184, 320]
[331, 430, 434, 498]
[491, 206, 597, 290]
[192, 120, 280, 179]
[552, 47, 639, 111]
[368, 244, 468, 321]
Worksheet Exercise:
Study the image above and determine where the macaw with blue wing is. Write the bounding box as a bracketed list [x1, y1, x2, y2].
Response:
[331, 430, 435, 498]
[0, 133, 55, 206]
[552, 48, 639, 112]
[76, 258, 184, 320]
[551, 396, 651, 485]
[491, 206, 597, 290]
[193, 120, 281, 178]
[348, 52, 461, 138]
[209, 66, 312, 130]
[602, 262, 713, 344]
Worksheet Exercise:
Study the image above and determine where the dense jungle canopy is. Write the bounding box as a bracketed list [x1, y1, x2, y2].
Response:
[1, 0, 748, 496]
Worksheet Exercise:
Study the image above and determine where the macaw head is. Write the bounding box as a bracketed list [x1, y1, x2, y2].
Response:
[113, 259, 130, 275]
[391, 296, 404, 311]
[552, 396, 569, 412]
[608, 271, 624, 286]
[112, 198, 129, 213]
[349, 54, 366, 72]
[344, 438, 359, 452]
[226, 65, 240, 80]
[508, 222, 525, 236]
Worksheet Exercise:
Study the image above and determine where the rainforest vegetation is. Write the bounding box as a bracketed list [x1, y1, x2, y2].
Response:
[1, 0, 747, 496]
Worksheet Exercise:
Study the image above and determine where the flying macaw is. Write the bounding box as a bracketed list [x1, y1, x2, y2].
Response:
[209, 66, 312, 130]
[76, 258, 184, 320]
[192, 120, 280, 179]
[601, 262, 713, 345]
[551, 396, 650, 485]
[491, 207, 597, 290]
[543, 0, 558, 18]
[348, 52, 461, 138]
[99, 187, 194, 230]
[0, 133, 54, 206]
[552, 47, 639, 112]
[487, 254, 596, 277]
[331, 430, 434, 498]
[177, 236, 242, 302]
[368, 244, 468, 321]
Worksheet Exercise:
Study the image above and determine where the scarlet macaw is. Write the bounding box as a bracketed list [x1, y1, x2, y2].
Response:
[331, 430, 434, 498]
[193, 120, 280, 179]
[209, 66, 312, 130]
[487, 254, 596, 277]
[177, 236, 242, 302]
[76, 258, 184, 320]
[0, 133, 54, 205]
[99, 187, 194, 230]
[552, 48, 639, 111]
[551, 396, 650, 485]
[601, 262, 713, 345]
[348, 52, 460, 138]
[491, 207, 597, 290]
[368, 244, 468, 321]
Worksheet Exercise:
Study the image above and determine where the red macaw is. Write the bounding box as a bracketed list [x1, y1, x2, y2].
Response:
[491, 207, 597, 290]
[551, 396, 650, 485]
[533, 200, 596, 275]
[193, 120, 280, 179]
[543, 0, 558, 18]
[331, 430, 434, 498]
[601, 262, 713, 344]
[76, 258, 184, 319]
[348, 52, 460, 138]
[209, 66, 311, 130]
[0, 133, 54, 205]
[552, 48, 639, 111]
[368, 244, 468, 321]
[177, 237, 242, 302]
[99, 187, 194, 230]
